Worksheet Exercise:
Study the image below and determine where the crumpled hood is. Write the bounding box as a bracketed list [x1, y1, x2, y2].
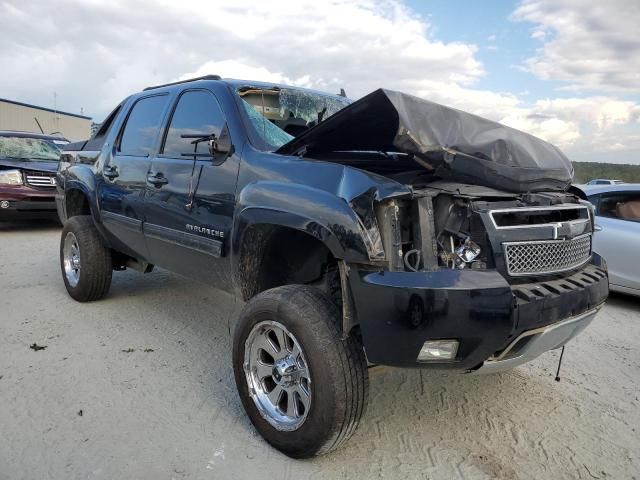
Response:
[277, 88, 574, 193]
[0, 158, 58, 173]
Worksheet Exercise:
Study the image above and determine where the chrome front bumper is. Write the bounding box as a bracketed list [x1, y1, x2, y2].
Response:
[471, 307, 600, 374]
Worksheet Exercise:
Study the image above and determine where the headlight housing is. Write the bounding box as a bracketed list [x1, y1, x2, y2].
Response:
[350, 189, 385, 260]
[0, 169, 23, 185]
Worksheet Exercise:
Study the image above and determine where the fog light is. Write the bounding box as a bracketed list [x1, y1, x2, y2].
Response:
[0, 200, 10, 209]
[417, 340, 459, 361]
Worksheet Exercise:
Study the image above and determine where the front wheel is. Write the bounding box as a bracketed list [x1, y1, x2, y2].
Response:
[232, 285, 369, 458]
[60, 215, 112, 302]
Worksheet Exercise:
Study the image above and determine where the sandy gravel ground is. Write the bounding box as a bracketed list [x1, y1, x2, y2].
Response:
[0, 219, 639, 480]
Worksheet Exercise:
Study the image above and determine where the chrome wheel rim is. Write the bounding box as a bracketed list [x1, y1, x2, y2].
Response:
[62, 232, 81, 287]
[243, 320, 312, 431]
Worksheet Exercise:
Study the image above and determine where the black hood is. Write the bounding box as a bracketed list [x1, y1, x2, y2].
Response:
[277, 89, 574, 193]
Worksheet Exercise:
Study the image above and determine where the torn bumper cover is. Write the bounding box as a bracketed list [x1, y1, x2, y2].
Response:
[347, 260, 608, 370]
[277, 89, 574, 193]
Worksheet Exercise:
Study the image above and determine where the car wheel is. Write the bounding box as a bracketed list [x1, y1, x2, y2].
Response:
[60, 215, 112, 302]
[232, 284, 369, 458]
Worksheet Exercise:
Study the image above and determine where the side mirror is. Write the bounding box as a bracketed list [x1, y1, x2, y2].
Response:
[208, 123, 234, 160]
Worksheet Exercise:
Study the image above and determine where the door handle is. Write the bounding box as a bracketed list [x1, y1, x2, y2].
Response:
[147, 172, 169, 187]
[103, 165, 119, 179]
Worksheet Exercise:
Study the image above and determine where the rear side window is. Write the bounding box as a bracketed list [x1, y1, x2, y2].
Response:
[119, 95, 169, 156]
[162, 90, 226, 158]
[597, 192, 640, 222]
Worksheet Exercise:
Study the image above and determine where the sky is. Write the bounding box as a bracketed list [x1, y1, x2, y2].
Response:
[1, 0, 638, 163]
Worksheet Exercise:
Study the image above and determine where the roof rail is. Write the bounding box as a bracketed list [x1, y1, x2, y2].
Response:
[143, 74, 221, 91]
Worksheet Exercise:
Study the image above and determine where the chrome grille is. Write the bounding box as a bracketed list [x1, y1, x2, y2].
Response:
[504, 234, 592, 276]
[25, 173, 56, 188]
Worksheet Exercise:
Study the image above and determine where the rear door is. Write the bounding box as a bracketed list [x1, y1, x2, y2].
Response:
[99, 94, 170, 260]
[143, 88, 238, 287]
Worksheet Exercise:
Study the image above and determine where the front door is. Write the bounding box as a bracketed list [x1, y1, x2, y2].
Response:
[99, 94, 170, 260]
[143, 89, 238, 288]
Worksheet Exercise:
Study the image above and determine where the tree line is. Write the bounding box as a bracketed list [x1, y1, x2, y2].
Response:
[573, 162, 640, 184]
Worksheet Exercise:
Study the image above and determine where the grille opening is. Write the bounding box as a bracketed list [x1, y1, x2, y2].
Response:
[494, 336, 535, 361]
[504, 234, 591, 276]
[24, 171, 56, 188]
[492, 206, 588, 227]
[513, 289, 531, 302]
[542, 283, 561, 295]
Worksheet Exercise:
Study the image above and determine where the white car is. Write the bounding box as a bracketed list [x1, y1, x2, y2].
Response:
[586, 179, 625, 185]
[582, 184, 640, 296]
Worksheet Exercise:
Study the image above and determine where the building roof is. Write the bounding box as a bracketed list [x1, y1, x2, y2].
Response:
[0, 97, 92, 120]
[0, 130, 70, 141]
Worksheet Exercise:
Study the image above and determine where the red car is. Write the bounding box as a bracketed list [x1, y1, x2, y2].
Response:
[0, 131, 68, 220]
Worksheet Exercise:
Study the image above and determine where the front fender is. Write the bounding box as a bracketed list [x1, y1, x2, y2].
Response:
[58, 163, 112, 242]
[233, 181, 371, 262]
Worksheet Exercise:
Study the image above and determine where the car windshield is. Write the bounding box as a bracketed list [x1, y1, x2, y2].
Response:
[236, 86, 351, 151]
[0, 136, 62, 161]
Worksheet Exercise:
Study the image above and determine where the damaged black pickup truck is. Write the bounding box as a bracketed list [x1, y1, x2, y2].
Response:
[56, 75, 608, 458]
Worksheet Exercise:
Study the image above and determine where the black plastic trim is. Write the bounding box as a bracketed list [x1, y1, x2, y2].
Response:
[144, 223, 222, 257]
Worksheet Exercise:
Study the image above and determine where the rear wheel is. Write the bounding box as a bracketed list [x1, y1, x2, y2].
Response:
[232, 285, 369, 458]
[60, 215, 112, 302]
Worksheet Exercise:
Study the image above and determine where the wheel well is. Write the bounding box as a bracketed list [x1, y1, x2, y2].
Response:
[65, 189, 91, 218]
[238, 225, 340, 302]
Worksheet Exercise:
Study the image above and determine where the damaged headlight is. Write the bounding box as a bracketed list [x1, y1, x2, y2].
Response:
[354, 210, 385, 260]
[350, 189, 385, 260]
[440, 235, 483, 269]
[0, 169, 23, 185]
[455, 237, 481, 268]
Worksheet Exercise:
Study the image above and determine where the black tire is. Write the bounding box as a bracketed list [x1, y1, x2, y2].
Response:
[60, 215, 112, 302]
[232, 285, 369, 458]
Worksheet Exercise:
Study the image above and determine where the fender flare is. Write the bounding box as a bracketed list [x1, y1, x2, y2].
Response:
[232, 181, 371, 263]
[230, 182, 374, 300]
[62, 165, 108, 237]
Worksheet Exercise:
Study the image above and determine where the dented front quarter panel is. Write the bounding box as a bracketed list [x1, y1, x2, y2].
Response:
[231, 145, 411, 271]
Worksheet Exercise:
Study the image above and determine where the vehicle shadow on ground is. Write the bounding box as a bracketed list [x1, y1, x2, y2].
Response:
[63, 267, 631, 477]
[105, 271, 560, 457]
[0, 218, 61, 232]
[607, 291, 639, 310]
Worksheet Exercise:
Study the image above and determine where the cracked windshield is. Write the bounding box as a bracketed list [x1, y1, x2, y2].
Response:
[0, 136, 62, 161]
[237, 86, 351, 150]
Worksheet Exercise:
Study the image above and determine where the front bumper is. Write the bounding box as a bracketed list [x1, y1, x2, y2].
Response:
[347, 258, 608, 370]
[471, 307, 599, 374]
[0, 185, 57, 215]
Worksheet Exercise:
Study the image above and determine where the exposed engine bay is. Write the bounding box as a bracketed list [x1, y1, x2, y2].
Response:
[373, 182, 594, 281]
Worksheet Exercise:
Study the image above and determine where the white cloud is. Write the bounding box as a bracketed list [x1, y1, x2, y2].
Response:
[0, 0, 638, 163]
[530, 30, 546, 40]
[0, 0, 483, 116]
[512, 0, 640, 93]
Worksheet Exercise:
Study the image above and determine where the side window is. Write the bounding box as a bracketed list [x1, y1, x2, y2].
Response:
[162, 90, 226, 158]
[118, 95, 169, 156]
[598, 192, 640, 221]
